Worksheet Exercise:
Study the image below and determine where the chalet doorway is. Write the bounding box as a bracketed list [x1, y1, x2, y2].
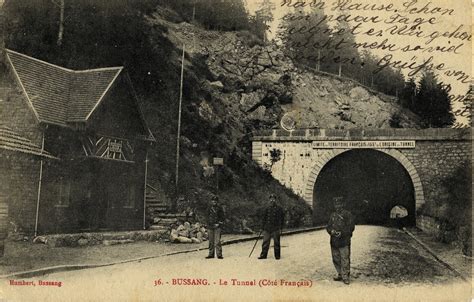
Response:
[75, 160, 138, 231]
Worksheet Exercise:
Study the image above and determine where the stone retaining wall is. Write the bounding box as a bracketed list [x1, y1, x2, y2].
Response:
[39, 229, 169, 247]
[416, 215, 441, 236]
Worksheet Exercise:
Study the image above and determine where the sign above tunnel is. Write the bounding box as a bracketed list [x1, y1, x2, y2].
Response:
[312, 141, 416, 149]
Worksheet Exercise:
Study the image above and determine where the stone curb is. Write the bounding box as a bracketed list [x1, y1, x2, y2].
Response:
[0, 226, 325, 279]
[402, 227, 468, 282]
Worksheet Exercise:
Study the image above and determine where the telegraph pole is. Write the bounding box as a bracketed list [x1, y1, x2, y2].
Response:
[174, 44, 185, 211]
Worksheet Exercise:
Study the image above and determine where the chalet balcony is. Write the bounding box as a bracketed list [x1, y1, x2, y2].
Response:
[80, 134, 136, 163]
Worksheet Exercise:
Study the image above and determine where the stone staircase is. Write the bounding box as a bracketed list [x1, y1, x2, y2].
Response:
[146, 184, 188, 230]
[146, 184, 168, 217]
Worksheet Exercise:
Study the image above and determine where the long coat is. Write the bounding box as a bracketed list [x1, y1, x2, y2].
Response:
[262, 202, 285, 232]
[207, 204, 225, 229]
[326, 209, 355, 248]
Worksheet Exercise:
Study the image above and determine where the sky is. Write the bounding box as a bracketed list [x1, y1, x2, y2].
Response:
[246, 0, 472, 125]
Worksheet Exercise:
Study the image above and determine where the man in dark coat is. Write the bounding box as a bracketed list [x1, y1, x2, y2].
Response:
[258, 194, 285, 260]
[206, 195, 225, 259]
[326, 197, 355, 284]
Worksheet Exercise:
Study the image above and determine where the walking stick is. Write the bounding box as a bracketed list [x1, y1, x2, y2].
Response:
[249, 230, 263, 258]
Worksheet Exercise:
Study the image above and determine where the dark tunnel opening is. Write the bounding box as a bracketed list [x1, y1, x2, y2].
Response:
[313, 149, 416, 227]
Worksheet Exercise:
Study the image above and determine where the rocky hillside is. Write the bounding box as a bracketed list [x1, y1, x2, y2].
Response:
[158, 13, 422, 132]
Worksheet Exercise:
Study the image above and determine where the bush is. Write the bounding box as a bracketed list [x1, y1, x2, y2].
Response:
[439, 161, 472, 255]
[236, 30, 264, 48]
[389, 112, 403, 128]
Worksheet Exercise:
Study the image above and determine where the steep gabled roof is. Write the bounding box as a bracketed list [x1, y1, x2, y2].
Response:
[0, 125, 57, 159]
[68, 68, 122, 121]
[5, 49, 122, 126]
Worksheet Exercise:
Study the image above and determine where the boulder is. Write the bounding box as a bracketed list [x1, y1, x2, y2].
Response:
[198, 101, 215, 122]
[247, 105, 266, 121]
[177, 237, 193, 243]
[196, 231, 203, 241]
[77, 237, 89, 246]
[170, 229, 180, 242]
[33, 236, 47, 244]
[257, 52, 273, 67]
[177, 225, 189, 238]
[239, 90, 266, 112]
[219, 75, 245, 92]
[349, 87, 371, 101]
[191, 237, 201, 243]
[209, 81, 224, 90]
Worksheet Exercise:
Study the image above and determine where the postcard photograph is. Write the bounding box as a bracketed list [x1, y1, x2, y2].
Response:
[0, 0, 472, 301]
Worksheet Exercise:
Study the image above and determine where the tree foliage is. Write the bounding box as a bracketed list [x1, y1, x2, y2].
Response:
[269, 148, 282, 166]
[277, 9, 405, 98]
[439, 161, 472, 255]
[278, 7, 332, 70]
[414, 71, 454, 127]
[399, 77, 417, 110]
[156, 0, 250, 32]
[397, 72, 455, 128]
[254, 0, 275, 41]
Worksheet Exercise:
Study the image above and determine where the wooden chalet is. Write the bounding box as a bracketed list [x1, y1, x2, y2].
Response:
[0, 49, 155, 235]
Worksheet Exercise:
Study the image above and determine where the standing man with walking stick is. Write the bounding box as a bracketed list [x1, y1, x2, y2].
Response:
[258, 194, 285, 260]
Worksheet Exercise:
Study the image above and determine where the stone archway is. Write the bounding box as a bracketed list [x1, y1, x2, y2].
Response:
[303, 148, 425, 210]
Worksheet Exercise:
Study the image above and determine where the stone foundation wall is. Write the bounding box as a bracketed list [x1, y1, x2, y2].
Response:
[416, 215, 441, 236]
[403, 140, 471, 216]
[37, 229, 170, 247]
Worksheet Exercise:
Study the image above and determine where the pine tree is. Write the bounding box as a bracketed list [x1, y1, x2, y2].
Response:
[415, 71, 454, 127]
[248, 14, 267, 41]
[399, 78, 417, 110]
[277, 7, 306, 61]
[306, 7, 332, 72]
[359, 50, 377, 87]
[278, 6, 332, 70]
[254, 0, 275, 42]
[331, 20, 360, 77]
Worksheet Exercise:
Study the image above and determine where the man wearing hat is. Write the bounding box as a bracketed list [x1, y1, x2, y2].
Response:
[326, 196, 355, 284]
[206, 195, 225, 259]
[258, 194, 285, 260]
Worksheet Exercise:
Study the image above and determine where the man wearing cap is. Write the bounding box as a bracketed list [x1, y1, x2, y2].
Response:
[206, 195, 225, 259]
[258, 194, 285, 260]
[326, 197, 355, 284]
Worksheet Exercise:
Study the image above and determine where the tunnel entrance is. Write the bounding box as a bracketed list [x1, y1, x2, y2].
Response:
[313, 149, 416, 227]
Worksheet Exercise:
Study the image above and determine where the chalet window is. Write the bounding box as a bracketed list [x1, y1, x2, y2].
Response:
[124, 184, 136, 208]
[57, 177, 71, 206]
